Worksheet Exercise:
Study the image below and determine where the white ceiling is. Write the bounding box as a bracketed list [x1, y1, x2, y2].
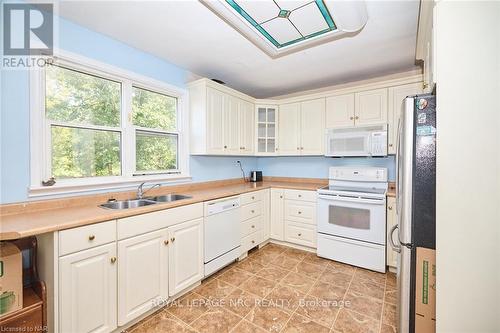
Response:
[58, 0, 421, 98]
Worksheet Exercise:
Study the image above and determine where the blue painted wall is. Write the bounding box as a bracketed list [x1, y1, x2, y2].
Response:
[257, 156, 395, 181]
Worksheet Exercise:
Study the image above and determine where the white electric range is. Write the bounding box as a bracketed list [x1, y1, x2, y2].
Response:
[317, 167, 388, 272]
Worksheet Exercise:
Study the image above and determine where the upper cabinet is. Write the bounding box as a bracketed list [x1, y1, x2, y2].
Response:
[325, 94, 355, 128]
[416, 0, 435, 93]
[355, 88, 388, 125]
[278, 99, 325, 156]
[388, 83, 423, 154]
[326, 88, 388, 128]
[189, 80, 255, 155]
[256, 105, 278, 155]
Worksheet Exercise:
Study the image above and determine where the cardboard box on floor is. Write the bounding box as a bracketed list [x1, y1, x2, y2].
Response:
[0, 242, 23, 317]
[415, 247, 436, 333]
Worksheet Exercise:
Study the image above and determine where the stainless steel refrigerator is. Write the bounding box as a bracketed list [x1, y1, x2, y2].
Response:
[391, 94, 436, 333]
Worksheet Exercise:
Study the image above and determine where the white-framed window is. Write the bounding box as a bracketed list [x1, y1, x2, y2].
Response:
[29, 51, 190, 198]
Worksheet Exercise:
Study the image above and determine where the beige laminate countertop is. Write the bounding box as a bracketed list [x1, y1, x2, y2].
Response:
[0, 180, 325, 241]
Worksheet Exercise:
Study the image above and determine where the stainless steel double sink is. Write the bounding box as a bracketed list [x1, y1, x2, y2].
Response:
[99, 194, 192, 210]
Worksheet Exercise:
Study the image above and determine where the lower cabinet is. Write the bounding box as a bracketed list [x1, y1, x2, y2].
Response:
[117, 229, 169, 325]
[270, 189, 285, 240]
[168, 218, 204, 296]
[386, 197, 398, 268]
[59, 243, 117, 333]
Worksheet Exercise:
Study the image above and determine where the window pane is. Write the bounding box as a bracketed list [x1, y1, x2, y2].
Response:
[132, 87, 177, 131]
[51, 126, 121, 178]
[45, 65, 121, 127]
[136, 131, 177, 172]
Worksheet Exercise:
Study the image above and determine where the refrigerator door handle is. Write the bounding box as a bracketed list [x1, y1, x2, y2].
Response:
[389, 224, 401, 253]
[395, 116, 403, 216]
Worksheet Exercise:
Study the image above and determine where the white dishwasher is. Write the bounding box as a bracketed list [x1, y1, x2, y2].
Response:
[204, 196, 241, 277]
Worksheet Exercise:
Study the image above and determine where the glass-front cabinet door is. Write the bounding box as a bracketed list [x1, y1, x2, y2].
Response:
[256, 105, 278, 155]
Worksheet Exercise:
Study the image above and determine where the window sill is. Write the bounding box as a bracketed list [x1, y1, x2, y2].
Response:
[28, 173, 192, 200]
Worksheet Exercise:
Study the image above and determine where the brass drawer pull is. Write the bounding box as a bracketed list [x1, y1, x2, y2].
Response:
[110, 257, 117, 264]
[251, 240, 255, 244]
[164, 240, 169, 245]
[298, 233, 302, 237]
[388, 206, 393, 210]
[251, 196, 255, 200]
[171, 237, 176, 242]
[251, 210, 255, 213]
[298, 211, 302, 214]
[88, 235, 95, 241]
[251, 225, 255, 228]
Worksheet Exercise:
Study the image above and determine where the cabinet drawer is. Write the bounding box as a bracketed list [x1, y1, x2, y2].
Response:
[284, 189, 317, 202]
[118, 203, 203, 240]
[240, 191, 262, 206]
[59, 220, 116, 256]
[241, 230, 262, 254]
[284, 200, 316, 225]
[285, 222, 316, 248]
[241, 201, 262, 221]
[241, 215, 262, 238]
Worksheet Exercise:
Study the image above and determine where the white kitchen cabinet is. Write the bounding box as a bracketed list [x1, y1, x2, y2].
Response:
[278, 99, 325, 155]
[256, 105, 278, 155]
[206, 87, 225, 154]
[270, 188, 285, 240]
[386, 197, 397, 268]
[223, 94, 240, 154]
[300, 98, 325, 155]
[168, 218, 204, 296]
[355, 88, 388, 125]
[239, 100, 255, 154]
[189, 80, 255, 155]
[59, 243, 117, 333]
[117, 229, 169, 325]
[278, 103, 301, 155]
[388, 82, 423, 154]
[325, 94, 355, 128]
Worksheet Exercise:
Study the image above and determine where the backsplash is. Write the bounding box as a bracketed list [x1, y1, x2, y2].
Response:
[256, 156, 396, 181]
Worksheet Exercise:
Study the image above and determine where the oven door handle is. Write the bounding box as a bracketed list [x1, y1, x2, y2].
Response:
[389, 224, 401, 253]
[318, 195, 385, 205]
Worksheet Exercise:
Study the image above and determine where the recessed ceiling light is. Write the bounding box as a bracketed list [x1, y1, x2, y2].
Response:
[202, 0, 368, 58]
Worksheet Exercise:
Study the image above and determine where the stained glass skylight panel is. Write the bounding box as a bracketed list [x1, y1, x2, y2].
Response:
[202, 0, 368, 57]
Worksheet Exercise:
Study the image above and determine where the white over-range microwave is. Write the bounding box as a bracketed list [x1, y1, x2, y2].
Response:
[325, 124, 388, 157]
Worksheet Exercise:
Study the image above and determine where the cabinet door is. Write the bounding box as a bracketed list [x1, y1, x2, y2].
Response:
[278, 103, 300, 155]
[239, 100, 255, 154]
[223, 95, 240, 154]
[59, 243, 117, 333]
[386, 197, 397, 268]
[261, 189, 271, 240]
[206, 87, 225, 154]
[270, 189, 285, 240]
[325, 94, 355, 128]
[117, 229, 169, 325]
[168, 218, 204, 296]
[300, 98, 325, 155]
[355, 88, 388, 125]
[388, 83, 423, 154]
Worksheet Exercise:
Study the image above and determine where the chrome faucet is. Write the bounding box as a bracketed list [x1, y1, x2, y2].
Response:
[137, 182, 161, 199]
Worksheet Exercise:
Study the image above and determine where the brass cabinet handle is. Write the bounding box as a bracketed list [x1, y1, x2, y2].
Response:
[280, 195, 283, 199]
[298, 211, 302, 214]
[350, 116, 354, 120]
[298, 233, 302, 237]
[423, 82, 429, 89]
[110, 257, 117, 264]
[300, 147, 304, 150]
[224, 145, 227, 149]
[298, 194, 302, 198]
[388, 206, 393, 210]
[251, 196, 255, 200]
[171, 237, 175, 242]
[251, 240, 255, 244]
[355, 116, 359, 120]
[164, 240, 169, 245]
[297, 147, 300, 150]
[251, 225, 255, 228]
[389, 144, 393, 147]
[251, 210, 255, 213]
[88, 235, 95, 241]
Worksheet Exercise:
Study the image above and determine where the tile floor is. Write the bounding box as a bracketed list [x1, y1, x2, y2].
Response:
[125, 243, 397, 333]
